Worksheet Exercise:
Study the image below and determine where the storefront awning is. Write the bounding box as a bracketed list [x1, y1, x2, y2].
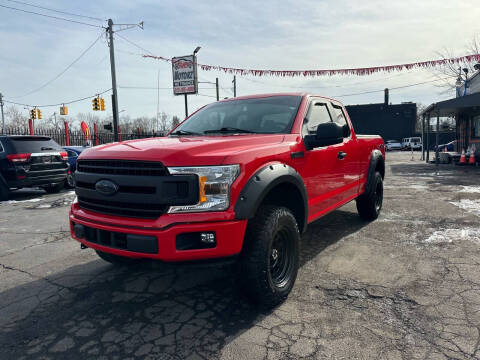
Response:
[421, 92, 480, 117]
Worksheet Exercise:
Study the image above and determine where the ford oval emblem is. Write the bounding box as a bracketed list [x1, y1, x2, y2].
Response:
[95, 179, 119, 196]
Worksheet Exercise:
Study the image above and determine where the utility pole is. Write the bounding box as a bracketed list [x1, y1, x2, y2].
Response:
[184, 94, 188, 118]
[0, 93, 4, 135]
[216, 78, 219, 101]
[232, 75, 237, 97]
[156, 69, 160, 132]
[107, 19, 120, 142]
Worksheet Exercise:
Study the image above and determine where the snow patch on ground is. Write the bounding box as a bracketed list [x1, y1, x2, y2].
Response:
[425, 228, 480, 244]
[449, 199, 480, 216]
[6, 198, 43, 204]
[459, 186, 480, 193]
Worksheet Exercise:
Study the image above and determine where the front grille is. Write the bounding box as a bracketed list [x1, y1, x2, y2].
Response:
[78, 196, 168, 218]
[75, 159, 198, 219]
[77, 159, 168, 176]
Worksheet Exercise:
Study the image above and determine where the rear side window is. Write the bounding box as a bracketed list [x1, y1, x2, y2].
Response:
[302, 102, 332, 136]
[10, 137, 61, 153]
[330, 104, 351, 137]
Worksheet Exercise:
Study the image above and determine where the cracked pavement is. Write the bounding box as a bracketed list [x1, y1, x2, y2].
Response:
[1, 152, 480, 359]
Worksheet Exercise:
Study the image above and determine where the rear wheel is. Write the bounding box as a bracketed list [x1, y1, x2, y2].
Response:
[239, 206, 300, 308]
[356, 171, 383, 221]
[95, 250, 140, 266]
[43, 182, 64, 194]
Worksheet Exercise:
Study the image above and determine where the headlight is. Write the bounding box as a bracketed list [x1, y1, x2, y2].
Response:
[167, 165, 240, 213]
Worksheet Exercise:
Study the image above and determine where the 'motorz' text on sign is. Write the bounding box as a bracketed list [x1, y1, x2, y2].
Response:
[172, 55, 197, 95]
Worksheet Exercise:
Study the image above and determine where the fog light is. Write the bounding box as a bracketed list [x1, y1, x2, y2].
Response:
[74, 224, 85, 239]
[200, 232, 216, 244]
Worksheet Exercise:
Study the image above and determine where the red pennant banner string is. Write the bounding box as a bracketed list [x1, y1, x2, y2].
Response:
[143, 53, 480, 77]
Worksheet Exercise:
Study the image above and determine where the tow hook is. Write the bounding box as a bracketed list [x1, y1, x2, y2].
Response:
[80, 243, 87, 249]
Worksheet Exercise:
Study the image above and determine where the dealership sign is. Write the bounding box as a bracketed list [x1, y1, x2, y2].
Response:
[172, 55, 198, 95]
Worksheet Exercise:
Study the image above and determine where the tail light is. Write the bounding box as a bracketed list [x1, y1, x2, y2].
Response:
[7, 153, 31, 163]
[60, 151, 68, 160]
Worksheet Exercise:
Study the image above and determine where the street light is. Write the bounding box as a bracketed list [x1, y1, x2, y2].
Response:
[184, 46, 201, 118]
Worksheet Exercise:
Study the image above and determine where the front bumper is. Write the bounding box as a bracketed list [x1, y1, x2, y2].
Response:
[69, 205, 248, 262]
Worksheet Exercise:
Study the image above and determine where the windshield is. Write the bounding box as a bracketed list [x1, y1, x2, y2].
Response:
[171, 95, 302, 135]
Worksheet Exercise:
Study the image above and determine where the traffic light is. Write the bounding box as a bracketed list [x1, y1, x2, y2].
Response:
[60, 105, 68, 115]
[100, 97, 105, 111]
[103, 122, 113, 131]
[37, 109, 42, 119]
[92, 97, 99, 111]
[30, 109, 36, 119]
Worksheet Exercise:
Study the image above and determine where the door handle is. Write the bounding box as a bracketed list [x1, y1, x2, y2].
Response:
[337, 151, 347, 160]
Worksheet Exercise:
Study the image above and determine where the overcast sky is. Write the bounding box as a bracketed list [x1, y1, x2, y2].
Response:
[0, 0, 478, 123]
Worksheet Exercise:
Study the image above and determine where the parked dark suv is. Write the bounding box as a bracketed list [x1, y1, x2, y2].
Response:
[0, 135, 69, 200]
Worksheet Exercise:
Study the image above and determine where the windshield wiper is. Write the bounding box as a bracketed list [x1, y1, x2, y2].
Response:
[203, 127, 255, 134]
[170, 130, 202, 136]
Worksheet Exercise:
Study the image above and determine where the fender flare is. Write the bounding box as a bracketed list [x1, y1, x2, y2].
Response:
[234, 163, 308, 233]
[364, 150, 384, 195]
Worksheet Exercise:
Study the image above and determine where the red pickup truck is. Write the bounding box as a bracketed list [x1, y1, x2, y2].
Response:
[70, 93, 385, 307]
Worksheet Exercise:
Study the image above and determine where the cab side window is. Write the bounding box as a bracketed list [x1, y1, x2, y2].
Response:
[330, 104, 350, 137]
[302, 102, 332, 137]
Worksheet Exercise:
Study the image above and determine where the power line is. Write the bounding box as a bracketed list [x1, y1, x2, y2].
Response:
[115, 33, 153, 55]
[0, 3, 103, 28]
[4, 0, 105, 22]
[118, 86, 216, 90]
[11, 31, 105, 98]
[333, 77, 450, 98]
[3, 88, 112, 108]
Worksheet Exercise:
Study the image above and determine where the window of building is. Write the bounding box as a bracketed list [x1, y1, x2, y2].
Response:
[472, 115, 480, 138]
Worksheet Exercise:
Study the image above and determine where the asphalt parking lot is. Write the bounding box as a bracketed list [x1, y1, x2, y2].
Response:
[1, 152, 480, 359]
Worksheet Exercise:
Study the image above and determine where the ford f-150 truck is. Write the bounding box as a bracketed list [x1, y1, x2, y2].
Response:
[70, 93, 385, 307]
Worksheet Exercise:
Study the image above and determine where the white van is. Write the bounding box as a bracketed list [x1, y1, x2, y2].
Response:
[402, 137, 422, 150]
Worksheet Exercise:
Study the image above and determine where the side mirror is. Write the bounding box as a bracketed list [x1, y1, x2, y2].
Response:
[304, 122, 344, 150]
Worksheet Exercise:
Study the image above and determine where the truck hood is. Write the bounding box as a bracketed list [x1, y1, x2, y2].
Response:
[79, 134, 285, 166]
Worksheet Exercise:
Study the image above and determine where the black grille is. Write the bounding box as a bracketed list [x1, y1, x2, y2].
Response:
[78, 196, 168, 218]
[75, 159, 198, 219]
[77, 159, 168, 176]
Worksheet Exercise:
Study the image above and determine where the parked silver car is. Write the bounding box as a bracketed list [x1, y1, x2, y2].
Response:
[385, 140, 402, 151]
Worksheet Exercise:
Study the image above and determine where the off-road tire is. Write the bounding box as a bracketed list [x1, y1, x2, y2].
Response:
[240, 206, 300, 308]
[43, 182, 64, 194]
[0, 182, 8, 201]
[356, 171, 383, 221]
[95, 250, 139, 265]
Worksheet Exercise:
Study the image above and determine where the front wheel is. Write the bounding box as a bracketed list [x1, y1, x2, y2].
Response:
[239, 206, 300, 308]
[356, 171, 383, 221]
[65, 173, 75, 188]
[43, 182, 64, 194]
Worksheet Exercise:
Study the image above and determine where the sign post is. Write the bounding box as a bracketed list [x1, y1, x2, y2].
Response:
[172, 54, 198, 118]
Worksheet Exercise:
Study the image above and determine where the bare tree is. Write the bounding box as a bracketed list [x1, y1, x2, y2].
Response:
[158, 112, 170, 133]
[4, 105, 29, 129]
[171, 115, 180, 130]
[432, 36, 480, 93]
